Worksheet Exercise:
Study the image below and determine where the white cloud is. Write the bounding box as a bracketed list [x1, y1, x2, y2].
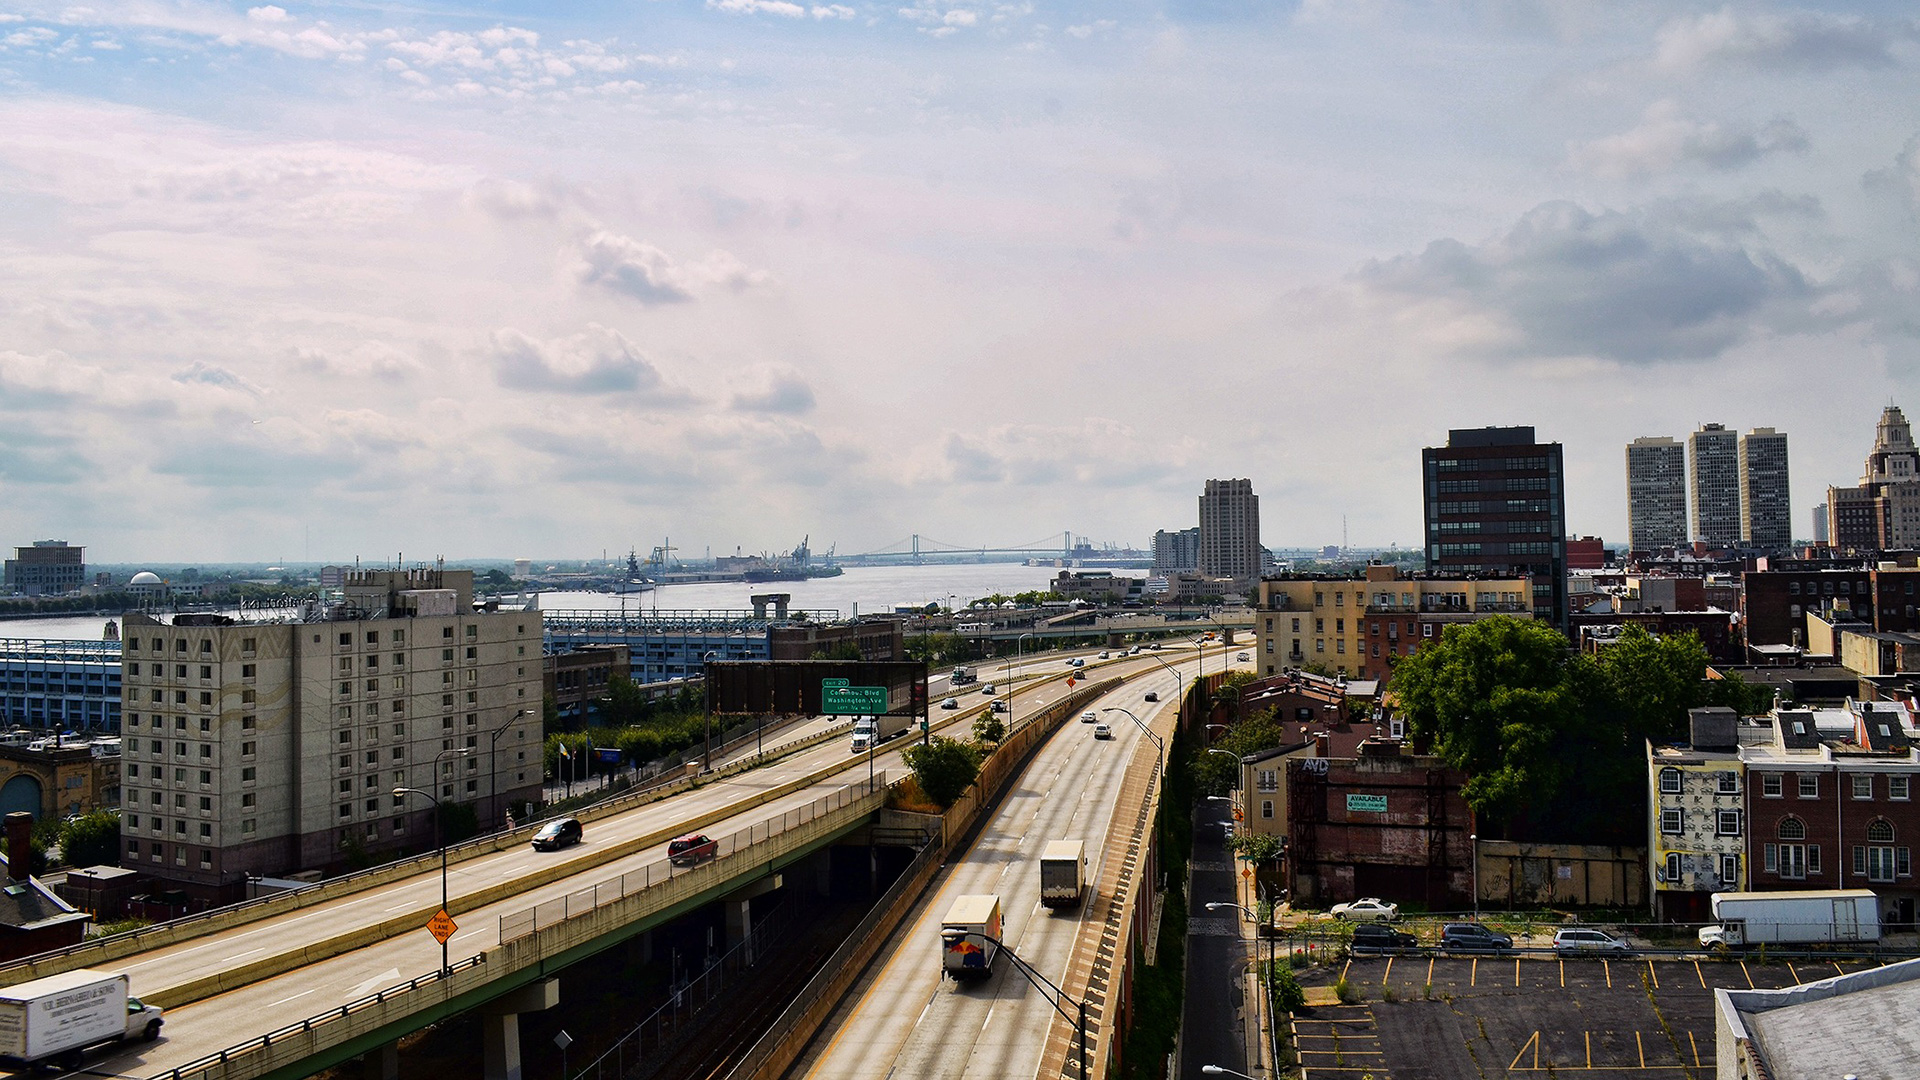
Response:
[488, 326, 677, 396]
[1652, 7, 1918, 74]
[1567, 102, 1809, 179]
[247, 6, 292, 24]
[709, 0, 809, 17]
[812, 5, 857, 19]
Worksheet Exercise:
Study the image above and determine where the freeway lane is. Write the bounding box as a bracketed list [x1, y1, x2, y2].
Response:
[794, 665, 1190, 1080]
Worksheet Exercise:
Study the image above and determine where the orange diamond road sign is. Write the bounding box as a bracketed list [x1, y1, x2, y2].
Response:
[427, 909, 458, 944]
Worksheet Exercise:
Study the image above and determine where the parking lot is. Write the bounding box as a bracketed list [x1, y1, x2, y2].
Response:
[1291, 955, 1886, 1079]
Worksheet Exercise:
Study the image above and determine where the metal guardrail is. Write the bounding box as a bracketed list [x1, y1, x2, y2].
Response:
[146, 954, 489, 1080]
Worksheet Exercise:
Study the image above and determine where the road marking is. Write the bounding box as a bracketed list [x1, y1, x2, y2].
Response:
[1603, 958, 1612, 988]
[223, 949, 264, 963]
[1383, 956, 1394, 983]
[1340, 959, 1351, 983]
[1832, 960, 1846, 977]
[1637, 1030, 1646, 1068]
[1694, 960, 1706, 988]
[1514, 956, 1521, 986]
[1740, 960, 1754, 989]
[1471, 957, 1478, 986]
[1508, 1030, 1539, 1071]
[266, 986, 319, 1008]
[1558, 959, 1564, 988]
[1690, 1030, 1701, 1066]
[1426, 956, 1435, 985]
[1585, 1030, 1591, 1068]
[1787, 963, 1802, 985]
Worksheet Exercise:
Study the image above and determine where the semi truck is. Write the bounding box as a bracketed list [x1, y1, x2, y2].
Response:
[849, 714, 911, 753]
[1039, 840, 1088, 908]
[950, 666, 977, 687]
[940, 894, 1002, 980]
[0, 969, 163, 1069]
[1698, 889, 1881, 950]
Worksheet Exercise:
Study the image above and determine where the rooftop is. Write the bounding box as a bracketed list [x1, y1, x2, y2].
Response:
[1721, 956, 1920, 1080]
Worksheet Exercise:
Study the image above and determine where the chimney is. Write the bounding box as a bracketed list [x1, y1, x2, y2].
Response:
[6, 812, 32, 882]
[1315, 731, 1332, 759]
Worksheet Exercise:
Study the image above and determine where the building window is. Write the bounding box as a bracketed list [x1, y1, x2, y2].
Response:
[1260, 800, 1273, 819]
[1660, 808, 1683, 834]
[1665, 852, 1681, 882]
[1659, 768, 1681, 794]
[1720, 854, 1739, 884]
[1894, 776, 1911, 801]
[1778, 817, 1806, 840]
[1854, 774, 1874, 800]
[1798, 774, 1819, 799]
[1716, 810, 1741, 837]
[1762, 774, 1782, 797]
[1717, 772, 1739, 795]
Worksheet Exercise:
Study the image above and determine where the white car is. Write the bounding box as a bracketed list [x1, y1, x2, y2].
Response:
[1092, 723, 1113, 740]
[1331, 898, 1399, 922]
[1081, 711, 1098, 724]
[1098, 651, 1110, 659]
[940, 697, 959, 710]
[1236, 652, 1250, 662]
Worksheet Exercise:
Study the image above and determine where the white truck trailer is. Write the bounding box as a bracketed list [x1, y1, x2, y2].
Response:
[849, 713, 911, 753]
[940, 894, 1002, 980]
[0, 969, 163, 1069]
[1039, 840, 1088, 908]
[1698, 889, 1881, 949]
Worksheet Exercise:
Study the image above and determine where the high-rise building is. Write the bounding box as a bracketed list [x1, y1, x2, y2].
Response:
[1198, 479, 1261, 585]
[1689, 423, 1742, 547]
[1151, 528, 1200, 574]
[4, 541, 85, 597]
[1626, 437, 1687, 552]
[1812, 503, 1829, 544]
[1421, 427, 1568, 630]
[118, 568, 544, 905]
[1739, 428, 1792, 550]
[1828, 405, 1920, 553]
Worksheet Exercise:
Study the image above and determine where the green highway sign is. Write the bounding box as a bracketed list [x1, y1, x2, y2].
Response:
[823, 684, 889, 715]
[822, 678, 850, 688]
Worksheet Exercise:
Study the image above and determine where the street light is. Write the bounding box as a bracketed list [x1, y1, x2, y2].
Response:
[1144, 653, 1189, 723]
[394, 746, 470, 977]
[1101, 706, 1165, 768]
[488, 708, 532, 832]
[1201, 1066, 1257, 1079]
[701, 651, 719, 770]
[939, 931, 1090, 1080]
[1012, 632, 1033, 731]
[1206, 899, 1276, 1064]
[1469, 832, 1479, 920]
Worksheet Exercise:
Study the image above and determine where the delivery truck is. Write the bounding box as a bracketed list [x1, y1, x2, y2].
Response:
[1698, 889, 1881, 950]
[0, 969, 163, 1069]
[849, 714, 911, 753]
[1039, 840, 1088, 908]
[940, 894, 1002, 980]
[950, 666, 977, 687]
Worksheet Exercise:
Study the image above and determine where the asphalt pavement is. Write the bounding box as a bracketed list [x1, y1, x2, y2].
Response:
[1182, 797, 1249, 1078]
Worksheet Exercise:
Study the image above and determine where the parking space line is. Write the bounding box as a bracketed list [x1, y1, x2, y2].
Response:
[1832, 960, 1846, 977]
[1740, 960, 1754, 989]
[1787, 963, 1802, 985]
[1384, 956, 1394, 984]
[1603, 958, 1612, 988]
[1637, 1030, 1646, 1068]
[1648, 960, 1659, 989]
[1514, 956, 1521, 987]
[1559, 959, 1565, 988]
[1585, 1030, 1591, 1068]
[1471, 957, 1479, 986]
[1694, 960, 1706, 988]
[1508, 1030, 1540, 1072]
[1340, 959, 1351, 983]
[1426, 956, 1435, 985]
[1690, 1030, 1702, 1067]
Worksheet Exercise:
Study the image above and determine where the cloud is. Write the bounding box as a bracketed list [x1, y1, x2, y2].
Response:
[290, 342, 423, 382]
[730, 370, 816, 414]
[465, 177, 570, 220]
[171, 362, 262, 395]
[1865, 136, 1920, 213]
[1567, 102, 1808, 179]
[574, 230, 697, 304]
[1354, 200, 1814, 364]
[488, 325, 674, 395]
[1652, 7, 1918, 74]
[709, 0, 808, 16]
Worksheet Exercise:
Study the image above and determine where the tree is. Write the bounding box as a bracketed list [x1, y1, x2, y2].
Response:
[972, 713, 1006, 744]
[902, 737, 985, 808]
[1212, 670, 1261, 715]
[810, 641, 864, 661]
[1228, 831, 1283, 864]
[1193, 708, 1285, 796]
[59, 811, 120, 869]
[1594, 625, 1709, 745]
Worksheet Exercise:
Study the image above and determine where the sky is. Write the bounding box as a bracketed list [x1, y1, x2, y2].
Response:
[0, 1, 1916, 563]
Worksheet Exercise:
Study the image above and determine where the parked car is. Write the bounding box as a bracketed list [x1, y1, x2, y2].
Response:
[1441, 922, 1514, 953]
[667, 832, 718, 866]
[1092, 723, 1113, 740]
[941, 697, 960, 710]
[1552, 928, 1633, 957]
[530, 817, 583, 851]
[1331, 897, 1399, 922]
[1143, 691, 1159, 702]
[1081, 711, 1099, 724]
[1350, 924, 1421, 955]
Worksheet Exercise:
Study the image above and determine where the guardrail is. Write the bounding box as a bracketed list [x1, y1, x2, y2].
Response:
[145, 776, 889, 1080]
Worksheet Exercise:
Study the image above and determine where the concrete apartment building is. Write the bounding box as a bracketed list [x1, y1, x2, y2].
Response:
[1828, 404, 1920, 553]
[1421, 426, 1568, 630]
[118, 568, 544, 905]
[1151, 527, 1199, 574]
[3, 541, 85, 597]
[1627, 436, 1688, 552]
[1739, 428, 1792, 551]
[1691, 423, 1743, 548]
[1198, 478, 1261, 588]
[1253, 564, 1531, 680]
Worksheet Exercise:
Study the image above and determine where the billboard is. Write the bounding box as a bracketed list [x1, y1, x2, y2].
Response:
[705, 660, 928, 717]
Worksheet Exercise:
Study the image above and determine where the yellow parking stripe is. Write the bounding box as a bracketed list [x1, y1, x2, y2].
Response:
[1603, 958, 1612, 988]
[1647, 960, 1658, 989]
[1694, 960, 1706, 988]
[1637, 1030, 1646, 1068]
[1740, 960, 1754, 988]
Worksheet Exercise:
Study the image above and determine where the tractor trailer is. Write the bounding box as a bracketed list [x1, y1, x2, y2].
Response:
[940, 894, 1002, 980]
[849, 714, 911, 753]
[1698, 889, 1881, 949]
[0, 969, 163, 1069]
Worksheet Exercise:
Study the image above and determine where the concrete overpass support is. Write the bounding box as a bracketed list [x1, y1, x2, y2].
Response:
[720, 874, 783, 965]
[482, 978, 561, 1080]
[1107, 631, 1126, 648]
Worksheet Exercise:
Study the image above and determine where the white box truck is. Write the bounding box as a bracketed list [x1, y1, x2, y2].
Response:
[940, 894, 1002, 980]
[849, 714, 911, 753]
[1698, 889, 1881, 949]
[1039, 840, 1088, 908]
[0, 969, 163, 1069]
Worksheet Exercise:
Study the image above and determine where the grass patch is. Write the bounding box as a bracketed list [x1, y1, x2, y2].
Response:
[1335, 977, 1359, 1004]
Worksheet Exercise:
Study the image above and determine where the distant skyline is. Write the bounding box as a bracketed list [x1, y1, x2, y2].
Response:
[1, 2, 1916, 561]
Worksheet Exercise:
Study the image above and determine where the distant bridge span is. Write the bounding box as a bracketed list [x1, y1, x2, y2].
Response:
[843, 531, 1094, 562]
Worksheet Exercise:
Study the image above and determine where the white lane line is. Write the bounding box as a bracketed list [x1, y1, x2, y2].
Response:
[223, 949, 265, 963]
[265, 986, 320, 1008]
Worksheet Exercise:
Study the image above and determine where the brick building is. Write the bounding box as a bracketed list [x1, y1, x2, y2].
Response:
[1285, 740, 1473, 907]
[1741, 567, 1873, 649]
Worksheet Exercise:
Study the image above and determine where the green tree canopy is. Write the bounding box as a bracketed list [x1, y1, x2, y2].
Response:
[58, 811, 120, 870]
[903, 737, 985, 808]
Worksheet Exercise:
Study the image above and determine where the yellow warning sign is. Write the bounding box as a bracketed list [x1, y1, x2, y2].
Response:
[427, 909, 458, 944]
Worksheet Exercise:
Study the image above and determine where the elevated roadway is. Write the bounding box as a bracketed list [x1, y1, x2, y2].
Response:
[24, 644, 1234, 1079]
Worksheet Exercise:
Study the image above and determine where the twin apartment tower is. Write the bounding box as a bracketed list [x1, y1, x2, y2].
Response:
[1627, 425, 1790, 553]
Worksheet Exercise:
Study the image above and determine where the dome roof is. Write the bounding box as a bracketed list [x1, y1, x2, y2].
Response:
[129, 571, 162, 585]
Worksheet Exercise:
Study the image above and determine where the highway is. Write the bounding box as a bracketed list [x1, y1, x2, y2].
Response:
[793, 653, 1213, 1080]
[41, 642, 1234, 1077]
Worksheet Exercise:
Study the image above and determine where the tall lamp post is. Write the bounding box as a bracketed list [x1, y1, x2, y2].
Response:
[1010, 632, 1033, 732]
[1145, 653, 1189, 725]
[940, 931, 1090, 1080]
[1206, 899, 1275, 1072]
[1101, 706, 1166, 771]
[1470, 832, 1480, 920]
[394, 744, 470, 977]
[488, 708, 532, 832]
[701, 651, 719, 770]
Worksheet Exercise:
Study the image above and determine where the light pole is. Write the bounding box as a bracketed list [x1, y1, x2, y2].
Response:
[395, 750, 468, 977]
[1101, 706, 1165, 769]
[939, 931, 1090, 1080]
[1206, 900, 1275, 1067]
[489, 708, 532, 831]
[701, 651, 719, 770]
[1012, 632, 1033, 731]
[1470, 832, 1480, 920]
[1201, 1066, 1258, 1079]
[1145, 653, 1189, 725]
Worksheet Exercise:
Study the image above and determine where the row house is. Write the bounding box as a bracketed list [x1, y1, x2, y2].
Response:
[1252, 563, 1531, 682]
[1648, 708, 1748, 922]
